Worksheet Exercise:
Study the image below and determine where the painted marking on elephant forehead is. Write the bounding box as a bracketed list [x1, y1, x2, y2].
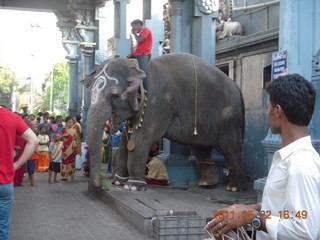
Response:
[94, 62, 119, 84]
[91, 63, 119, 104]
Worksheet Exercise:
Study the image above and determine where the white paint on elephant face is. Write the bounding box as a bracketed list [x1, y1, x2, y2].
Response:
[222, 106, 233, 119]
[91, 62, 119, 104]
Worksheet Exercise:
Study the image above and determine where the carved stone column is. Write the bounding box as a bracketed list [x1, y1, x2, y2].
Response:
[193, 0, 218, 64]
[65, 52, 80, 117]
[79, 42, 96, 139]
[55, 11, 81, 117]
[169, 0, 184, 52]
[69, 0, 98, 139]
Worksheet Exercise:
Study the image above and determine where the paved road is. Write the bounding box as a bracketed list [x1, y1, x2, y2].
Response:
[9, 170, 153, 240]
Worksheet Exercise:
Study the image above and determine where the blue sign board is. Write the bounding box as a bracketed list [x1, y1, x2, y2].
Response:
[272, 50, 288, 80]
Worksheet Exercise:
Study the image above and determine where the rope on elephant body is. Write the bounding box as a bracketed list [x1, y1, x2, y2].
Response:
[190, 54, 199, 136]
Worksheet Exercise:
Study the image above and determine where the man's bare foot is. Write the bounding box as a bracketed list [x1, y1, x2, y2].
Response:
[31, 183, 38, 187]
[54, 180, 59, 183]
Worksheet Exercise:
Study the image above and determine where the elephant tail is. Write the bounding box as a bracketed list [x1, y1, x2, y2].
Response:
[240, 93, 245, 142]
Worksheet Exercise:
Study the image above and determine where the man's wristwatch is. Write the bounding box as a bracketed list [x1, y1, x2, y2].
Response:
[252, 212, 263, 230]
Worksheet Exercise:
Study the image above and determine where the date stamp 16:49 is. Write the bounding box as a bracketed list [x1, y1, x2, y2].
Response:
[212, 210, 308, 220]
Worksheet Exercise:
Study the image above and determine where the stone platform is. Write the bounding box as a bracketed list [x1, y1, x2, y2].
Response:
[88, 176, 257, 239]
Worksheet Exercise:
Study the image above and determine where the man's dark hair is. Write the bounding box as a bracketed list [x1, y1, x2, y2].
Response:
[267, 74, 315, 126]
[131, 19, 143, 26]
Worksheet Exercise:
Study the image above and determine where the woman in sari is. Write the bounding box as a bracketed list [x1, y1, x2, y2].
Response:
[73, 115, 83, 170]
[60, 116, 78, 181]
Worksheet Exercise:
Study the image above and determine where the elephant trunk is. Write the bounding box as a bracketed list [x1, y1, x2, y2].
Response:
[87, 101, 111, 188]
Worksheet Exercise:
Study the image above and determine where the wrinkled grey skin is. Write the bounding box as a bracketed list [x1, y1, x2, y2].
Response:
[82, 53, 246, 191]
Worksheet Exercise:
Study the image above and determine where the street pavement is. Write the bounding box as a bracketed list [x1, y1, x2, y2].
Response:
[9, 170, 153, 240]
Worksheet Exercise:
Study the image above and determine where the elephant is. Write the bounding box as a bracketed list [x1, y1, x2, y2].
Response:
[82, 52, 247, 192]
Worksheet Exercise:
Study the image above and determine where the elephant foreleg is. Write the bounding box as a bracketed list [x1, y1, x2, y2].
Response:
[112, 131, 129, 186]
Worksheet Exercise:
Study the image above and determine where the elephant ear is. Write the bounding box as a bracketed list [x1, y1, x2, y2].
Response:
[121, 61, 146, 112]
[81, 69, 97, 89]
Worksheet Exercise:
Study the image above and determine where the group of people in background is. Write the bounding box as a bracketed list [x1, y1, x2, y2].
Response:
[11, 111, 84, 187]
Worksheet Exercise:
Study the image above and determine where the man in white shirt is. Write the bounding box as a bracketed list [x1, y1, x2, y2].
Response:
[206, 74, 320, 239]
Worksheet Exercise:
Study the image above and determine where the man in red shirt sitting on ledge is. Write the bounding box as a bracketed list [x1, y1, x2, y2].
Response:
[127, 19, 153, 90]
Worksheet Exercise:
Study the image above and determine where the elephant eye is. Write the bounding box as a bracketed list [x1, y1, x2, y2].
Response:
[97, 81, 104, 89]
[111, 93, 120, 99]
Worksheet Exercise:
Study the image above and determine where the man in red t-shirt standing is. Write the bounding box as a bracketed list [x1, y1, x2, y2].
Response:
[0, 106, 38, 240]
[127, 19, 153, 90]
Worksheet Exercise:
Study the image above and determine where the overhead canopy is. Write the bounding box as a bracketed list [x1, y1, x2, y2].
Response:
[0, 0, 68, 12]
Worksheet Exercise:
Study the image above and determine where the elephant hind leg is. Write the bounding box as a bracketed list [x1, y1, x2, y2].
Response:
[223, 151, 247, 192]
[192, 146, 219, 187]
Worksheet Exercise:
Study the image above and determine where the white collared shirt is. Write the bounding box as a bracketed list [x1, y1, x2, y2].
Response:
[257, 136, 320, 240]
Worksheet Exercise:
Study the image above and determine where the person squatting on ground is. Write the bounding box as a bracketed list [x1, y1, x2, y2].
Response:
[0, 106, 38, 240]
[48, 133, 63, 184]
[127, 19, 153, 90]
[145, 147, 169, 186]
[206, 74, 320, 239]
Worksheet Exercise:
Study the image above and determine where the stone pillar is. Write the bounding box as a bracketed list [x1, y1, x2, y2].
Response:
[193, 0, 218, 64]
[310, 0, 320, 153]
[143, 0, 151, 22]
[95, 3, 109, 65]
[79, 43, 95, 140]
[55, 11, 80, 117]
[114, 0, 131, 57]
[69, 0, 98, 139]
[169, 0, 184, 52]
[65, 51, 80, 116]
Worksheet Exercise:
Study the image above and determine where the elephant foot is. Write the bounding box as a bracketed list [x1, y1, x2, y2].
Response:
[225, 170, 247, 192]
[198, 177, 219, 187]
[226, 184, 246, 192]
[226, 184, 247, 192]
[111, 174, 129, 186]
[197, 162, 219, 187]
[123, 180, 147, 191]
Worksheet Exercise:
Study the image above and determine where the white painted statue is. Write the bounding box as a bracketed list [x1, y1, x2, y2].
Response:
[216, 18, 243, 40]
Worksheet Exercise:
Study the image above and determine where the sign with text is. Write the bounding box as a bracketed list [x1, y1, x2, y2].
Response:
[272, 50, 288, 80]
